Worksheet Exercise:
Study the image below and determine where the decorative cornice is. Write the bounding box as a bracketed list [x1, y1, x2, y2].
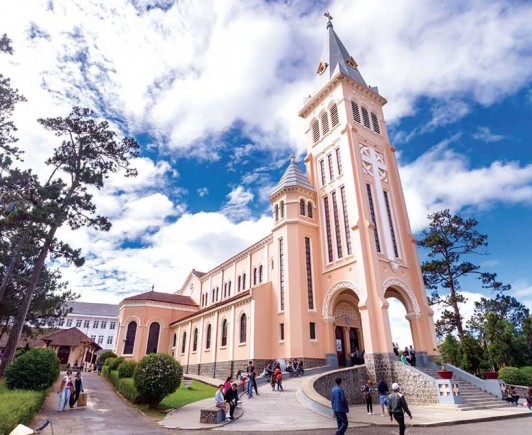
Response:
[322, 280, 363, 318]
[270, 185, 317, 203]
[381, 278, 420, 314]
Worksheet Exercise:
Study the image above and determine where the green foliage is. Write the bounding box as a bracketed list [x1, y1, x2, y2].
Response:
[107, 356, 124, 371]
[97, 350, 117, 364]
[134, 353, 183, 408]
[438, 334, 461, 366]
[498, 367, 529, 386]
[109, 370, 120, 388]
[520, 366, 532, 384]
[4, 348, 60, 390]
[160, 380, 216, 410]
[118, 360, 137, 379]
[104, 357, 116, 367]
[458, 334, 487, 376]
[101, 365, 110, 378]
[484, 313, 514, 370]
[117, 377, 140, 403]
[0, 381, 48, 435]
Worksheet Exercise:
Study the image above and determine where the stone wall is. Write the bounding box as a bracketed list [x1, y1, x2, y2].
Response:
[391, 361, 438, 405]
[313, 366, 369, 404]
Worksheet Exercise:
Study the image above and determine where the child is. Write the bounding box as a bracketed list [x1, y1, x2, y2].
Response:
[274, 366, 283, 391]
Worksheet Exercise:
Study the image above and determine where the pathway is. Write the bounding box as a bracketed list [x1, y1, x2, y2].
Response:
[32, 372, 173, 435]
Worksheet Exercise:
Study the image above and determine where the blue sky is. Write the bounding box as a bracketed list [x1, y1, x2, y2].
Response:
[1, 1, 531, 342]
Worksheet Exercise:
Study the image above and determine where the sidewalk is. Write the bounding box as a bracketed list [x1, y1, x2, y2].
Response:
[159, 375, 531, 431]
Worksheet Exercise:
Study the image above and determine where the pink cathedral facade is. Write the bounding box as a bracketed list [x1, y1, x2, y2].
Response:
[116, 17, 438, 379]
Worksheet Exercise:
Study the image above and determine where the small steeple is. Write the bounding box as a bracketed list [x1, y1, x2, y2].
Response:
[317, 11, 368, 87]
[270, 156, 315, 199]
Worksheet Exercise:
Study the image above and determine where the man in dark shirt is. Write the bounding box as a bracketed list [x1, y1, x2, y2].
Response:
[388, 383, 412, 435]
[225, 383, 239, 420]
[377, 379, 390, 416]
[331, 377, 349, 435]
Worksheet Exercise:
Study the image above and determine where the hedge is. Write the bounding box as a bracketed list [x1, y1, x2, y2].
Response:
[498, 367, 529, 386]
[118, 361, 137, 379]
[108, 357, 125, 371]
[519, 366, 532, 384]
[97, 350, 117, 365]
[109, 370, 120, 388]
[4, 348, 60, 391]
[101, 365, 110, 378]
[117, 378, 140, 403]
[0, 382, 48, 435]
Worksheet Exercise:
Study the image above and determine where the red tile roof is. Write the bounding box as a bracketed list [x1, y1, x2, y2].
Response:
[40, 327, 101, 350]
[123, 290, 197, 306]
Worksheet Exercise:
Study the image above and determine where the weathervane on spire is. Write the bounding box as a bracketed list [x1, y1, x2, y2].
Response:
[324, 11, 333, 29]
[290, 154, 296, 164]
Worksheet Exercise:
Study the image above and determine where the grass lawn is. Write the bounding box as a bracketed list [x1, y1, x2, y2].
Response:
[136, 380, 216, 418]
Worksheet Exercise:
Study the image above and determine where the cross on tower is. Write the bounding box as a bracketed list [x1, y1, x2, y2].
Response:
[324, 11, 333, 28]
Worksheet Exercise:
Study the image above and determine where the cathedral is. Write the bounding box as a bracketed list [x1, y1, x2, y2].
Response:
[116, 16, 438, 379]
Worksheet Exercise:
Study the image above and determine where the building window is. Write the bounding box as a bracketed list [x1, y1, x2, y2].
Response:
[330, 103, 339, 127]
[319, 159, 326, 186]
[242, 273, 247, 289]
[305, 237, 314, 310]
[279, 238, 285, 311]
[259, 265, 263, 283]
[307, 201, 313, 218]
[351, 101, 361, 123]
[224, 282, 227, 298]
[216, 286, 219, 301]
[238, 275, 241, 292]
[172, 333, 177, 348]
[93, 321, 99, 329]
[340, 186, 352, 255]
[76, 320, 82, 328]
[206, 324, 211, 350]
[98, 335, 104, 344]
[384, 191, 399, 257]
[327, 153, 334, 181]
[58, 319, 65, 327]
[228, 281, 231, 296]
[371, 112, 381, 134]
[84, 320, 90, 328]
[240, 314, 247, 343]
[107, 336, 113, 345]
[181, 331, 187, 354]
[323, 196, 334, 262]
[310, 322, 316, 340]
[300, 199, 306, 215]
[321, 111, 330, 135]
[280, 323, 285, 341]
[66, 319, 72, 327]
[146, 322, 160, 354]
[123, 321, 137, 354]
[366, 184, 381, 253]
[221, 319, 228, 347]
[280, 201, 285, 218]
[109, 321, 116, 330]
[101, 321, 107, 329]
[335, 148, 343, 175]
[253, 267, 257, 286]
[90, 335, 96, 342]
[362, 107, 370, 129]
[192, 328, 198, 352]
[312, 119, 320, 143]
[332, 191, 343, 259]
[275, 204, 279, 221]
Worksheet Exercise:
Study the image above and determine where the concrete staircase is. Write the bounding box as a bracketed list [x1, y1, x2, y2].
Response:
[418, 367, 506, 411]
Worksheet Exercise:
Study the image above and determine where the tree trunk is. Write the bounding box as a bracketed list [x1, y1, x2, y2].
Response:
[0, 229, 29, 306]
[447, 268, 464, 338]
[0, 225, 56, 377]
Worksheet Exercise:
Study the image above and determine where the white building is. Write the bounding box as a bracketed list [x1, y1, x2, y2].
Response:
[57, 302, 119, 351]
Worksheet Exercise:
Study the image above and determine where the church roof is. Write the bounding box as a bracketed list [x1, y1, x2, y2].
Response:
[40, 327, 101, 350]
[123, 290, 197, 306]
[270, 156, 315, 198]
[317, 12, 368, 87]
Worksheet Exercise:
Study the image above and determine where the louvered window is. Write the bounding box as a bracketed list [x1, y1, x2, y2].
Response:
[274, 204, 279, 221]
[340, 186, 352, 254]
[330, 103, 339, 127]
[300, 199, 306, 215]
[305, 237, 314, 310]
[321, 112, 330, 135]
[327, 153, 334, 181]
[280, 201, 285, 218]
[319, 160, 326, 186]
[362, 107, 370, 128]
[312, 120, 320, 143]
[335, 148, 343, 175]
[351, 101, 361, 123]
[366, 184, 381, 253]
[323, 196, 334, 263]
[384, 191, 399, 257]
[307, 201, 313, 218]
[332, 191, 343, 258]
[259, 265, 263, 283]
[238, 275, 241, 292]
[371, 112, 381, 134]
[253, 267, 257, 285]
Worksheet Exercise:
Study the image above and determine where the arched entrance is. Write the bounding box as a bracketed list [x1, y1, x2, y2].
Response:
[332, 298, 363, 367]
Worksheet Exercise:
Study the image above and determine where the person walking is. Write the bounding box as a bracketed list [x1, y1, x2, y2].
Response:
[388, 383, 412, 435]
[69, 372, 84, 408]
[57, 370, 74, 412]
[377, 379, 389, 416]
[331, 377, 349, 435]
[225, 382, 238, 420]
[361, 379, 374, 414]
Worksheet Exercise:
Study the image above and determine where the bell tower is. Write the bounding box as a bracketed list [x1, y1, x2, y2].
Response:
[299, 13, 438, 374]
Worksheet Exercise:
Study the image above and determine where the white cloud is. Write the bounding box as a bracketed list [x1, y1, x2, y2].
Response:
[472, 126, 506, 143]
[220, 185, 254, 221]
[196, 187, 209, 197]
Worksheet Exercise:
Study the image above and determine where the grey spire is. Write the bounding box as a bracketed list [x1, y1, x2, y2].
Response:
[271, 155, 315, 198]
[317, 12, 368, 87]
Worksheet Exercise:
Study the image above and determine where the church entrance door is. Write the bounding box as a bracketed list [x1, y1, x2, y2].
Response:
[335, 326, 346, 367]
[349, 328, 359, 365]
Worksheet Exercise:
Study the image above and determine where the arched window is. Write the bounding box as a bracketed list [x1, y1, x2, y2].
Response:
[238, 275, 241, 292]
[259, 265, 263, 283]
[280, 201, 285, 218]
[216, 286, 219, 301]
[371, 112, 381, 134]
[228, 281, 232, 296]
[274, 204, 279, 221]
[123, 321, 137, 354]
[253, 267, 257, 286]
[351, 101, 361, 123]
[146, 322, 160, 354]
[312, 119, 320, 143]
[173, 333, 177, 348]
[300, 199, 306, 215]
[240, 314, 247, 343]
[212, 288, 215, 303]
[307, 201, 313, 218]
[181, 331, 187, 354]
[362, 107, 370, 128]
[221, 319, 228, 347]
[321, 111, 330, 135]
[205, 324, 211, 350]
[193, 328, 198, 352]
[224, 282, 227, 298]
[242, 273, 246, 289]
[330, 103, 339, 127]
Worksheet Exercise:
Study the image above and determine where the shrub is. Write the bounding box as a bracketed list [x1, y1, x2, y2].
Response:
[118, 377, 140, 402]
[105, 357, 116, 367]
[498, 367, 529, 386]
[101, 366, 110, 378]
[118, 361, 137, 379]
[109, 370, 120, 388]
[520, 366, 532, 385]
[0, 382, 48, 435]
[108, 357, 125, 371]
[134, 353, 183, 408]
[97, 350, 117, 365]
[4, 348, 60, 391]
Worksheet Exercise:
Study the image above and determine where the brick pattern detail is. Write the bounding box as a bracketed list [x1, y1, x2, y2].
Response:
[314, 366, 369, 404]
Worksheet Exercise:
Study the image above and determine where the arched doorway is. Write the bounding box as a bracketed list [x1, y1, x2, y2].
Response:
[332, 298, 363, 367]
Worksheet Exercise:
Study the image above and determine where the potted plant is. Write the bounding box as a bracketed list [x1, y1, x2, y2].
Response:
[434, 356, 453, 379]
[484, 370, 498, 380]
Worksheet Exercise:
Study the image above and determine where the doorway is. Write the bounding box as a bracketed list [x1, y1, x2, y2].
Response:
[57, 346, 70, 364]
[335, 326, 346, 367]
